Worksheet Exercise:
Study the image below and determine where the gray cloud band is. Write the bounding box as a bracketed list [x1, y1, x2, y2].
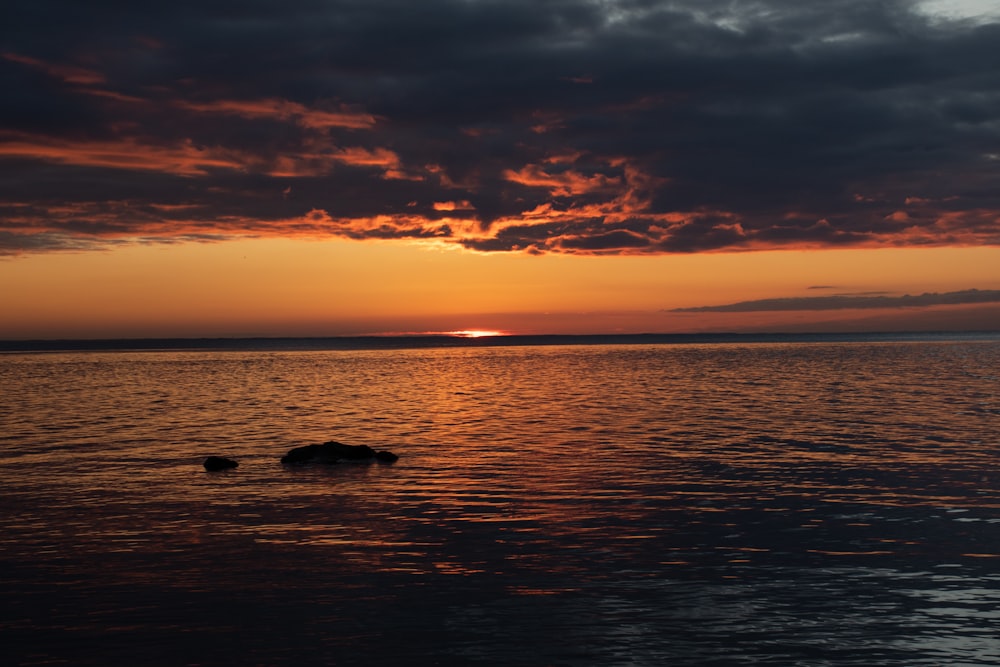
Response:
[670, 289, 1000, 312]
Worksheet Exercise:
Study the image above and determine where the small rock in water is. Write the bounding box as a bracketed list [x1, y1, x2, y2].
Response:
[204, 456, 239, 471]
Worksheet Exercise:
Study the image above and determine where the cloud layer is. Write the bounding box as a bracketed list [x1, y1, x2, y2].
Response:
[2, 0, 999, 255]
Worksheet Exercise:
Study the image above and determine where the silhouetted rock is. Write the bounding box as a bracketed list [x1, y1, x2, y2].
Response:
[204, 456, 239, 471]
[281, 444, 330, 464]
[375, 450, 399, 463]
[329, 441, 377, 460]
[281, 440, 379, 464]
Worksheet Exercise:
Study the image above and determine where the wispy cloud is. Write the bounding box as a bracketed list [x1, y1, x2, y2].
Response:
[175, 99, 376, 130]
[670, 289, 1000, 312]
[0, 132, 249, 176]
[1, 1, 999, 255]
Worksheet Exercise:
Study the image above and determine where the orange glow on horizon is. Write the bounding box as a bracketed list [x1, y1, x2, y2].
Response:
[1, 239, 998, 340]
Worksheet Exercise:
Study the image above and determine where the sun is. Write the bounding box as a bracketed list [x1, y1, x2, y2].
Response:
[447, 329, 506, 338]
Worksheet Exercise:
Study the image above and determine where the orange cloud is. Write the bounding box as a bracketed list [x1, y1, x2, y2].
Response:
[177, 98, 376, 130]
[489, 160, 677, 232]
[2, 52, 106, 86]
[328, 146, 423, 180]
[0, 132, 248, 176]
[330, 146, 399, 168]
[0, 129, 411, 181]
[504, 163, 622, 196]
[281, 208, 462, 241]
[432, 200, 474, 211]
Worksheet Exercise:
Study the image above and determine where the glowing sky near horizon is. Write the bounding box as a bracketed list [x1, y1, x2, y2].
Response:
[1, 0, 998, 338]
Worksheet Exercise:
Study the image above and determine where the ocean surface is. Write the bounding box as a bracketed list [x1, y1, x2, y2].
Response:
[1, 335, 999, 666]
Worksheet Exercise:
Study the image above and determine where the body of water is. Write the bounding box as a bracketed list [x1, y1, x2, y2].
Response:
[2, 337, 999, 665]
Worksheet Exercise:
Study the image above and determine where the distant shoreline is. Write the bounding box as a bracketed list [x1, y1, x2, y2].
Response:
[2, 331, 998, 353]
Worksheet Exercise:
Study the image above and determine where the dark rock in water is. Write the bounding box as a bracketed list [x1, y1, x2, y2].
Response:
[281, 440, 378, 464]
[375, 450, 399, 463]
[327, 441, 377, 460]
[204, 456, 239, 471]
[281, 443, 331, 464]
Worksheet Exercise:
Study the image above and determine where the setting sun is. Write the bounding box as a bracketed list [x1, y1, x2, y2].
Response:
[446, 330, 507, 338]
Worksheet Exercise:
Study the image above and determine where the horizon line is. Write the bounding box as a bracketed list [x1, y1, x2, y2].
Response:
[2, 329, 998, 352]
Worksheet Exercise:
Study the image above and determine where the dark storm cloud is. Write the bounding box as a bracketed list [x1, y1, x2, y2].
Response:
[1, 0, 998, 254]
[670, 288, 1000, 312]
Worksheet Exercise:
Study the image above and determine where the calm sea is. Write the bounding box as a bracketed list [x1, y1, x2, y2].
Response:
[2, 336, 999, 666]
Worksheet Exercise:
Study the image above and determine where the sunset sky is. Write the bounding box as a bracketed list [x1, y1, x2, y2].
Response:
[1, 0, 998, 339]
